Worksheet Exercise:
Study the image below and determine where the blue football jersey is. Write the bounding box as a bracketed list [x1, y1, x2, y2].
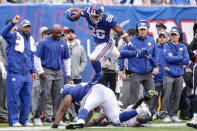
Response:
[82, 6, 117, 44]
[61, 83, 93, 102]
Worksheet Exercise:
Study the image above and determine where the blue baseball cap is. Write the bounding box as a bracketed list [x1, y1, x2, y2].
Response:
[137, 21, 148, 29]
[159, 32, 170, 40]
[159, 32, 168, 37]
[170, 28, 179, 35]
[20, 19, 31, 27]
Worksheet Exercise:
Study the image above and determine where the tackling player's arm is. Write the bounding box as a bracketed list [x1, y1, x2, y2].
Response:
[86, 112, 107, 126]
[113, 25, 130, 44]
[85, 110, 94, 124]
[52, 94, 72, 128]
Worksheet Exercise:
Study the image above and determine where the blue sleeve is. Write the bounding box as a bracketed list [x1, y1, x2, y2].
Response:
[163, 44, 183, 63]
[31, 52, 36, 73]
[64, 42, 70, 59]
[61, 87, 70, 99]
[109, 15, 117, 28]
[118, 59, 124, 71]
[118, 44, 129, 71]
[152, 41, 159, 67]
[35, 41, 45, 58]
[1, 22, 16, 43]
[82, 6, 89, 18]
[175, 45, 189, 65]
[119, 109, 137, 122]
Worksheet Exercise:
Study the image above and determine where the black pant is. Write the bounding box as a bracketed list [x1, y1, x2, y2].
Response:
[99, 68, 117, 93]
[73, 79, 81, 84]
[193, 65, 197, 113]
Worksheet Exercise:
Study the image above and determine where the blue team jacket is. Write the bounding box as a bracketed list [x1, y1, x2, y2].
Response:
[163, 41, 189, 77]
[35, 36, 70, 70]
[154, 44, 165, 83]
[119, 35, 158, 75]
[1, 22, 35, 74]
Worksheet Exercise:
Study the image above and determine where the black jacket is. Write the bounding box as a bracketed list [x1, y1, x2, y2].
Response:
[188, 38, 197, 62]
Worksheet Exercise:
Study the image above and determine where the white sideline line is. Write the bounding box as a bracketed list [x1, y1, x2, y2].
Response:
[0, 123, 186, 130]
[143, 123, 186, 127]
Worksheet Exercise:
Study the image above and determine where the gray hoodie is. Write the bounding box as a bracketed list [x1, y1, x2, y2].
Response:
[0, 36, 7, 65]
[68, 40, 87, 79]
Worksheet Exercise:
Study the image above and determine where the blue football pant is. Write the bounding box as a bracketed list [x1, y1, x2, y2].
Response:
[6, 72, 32, 126]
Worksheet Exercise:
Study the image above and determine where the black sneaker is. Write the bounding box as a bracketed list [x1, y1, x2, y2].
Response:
[66, 119, 85, 129]
[44, 119, 53, 124]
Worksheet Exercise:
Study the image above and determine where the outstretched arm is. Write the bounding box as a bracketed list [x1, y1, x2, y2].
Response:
[132, 90, 158, 109]
[132, 96, 150, 109]
[1, 15, 21, 41]
[52, 94, 72, 128]
[113, 25, 130, 44]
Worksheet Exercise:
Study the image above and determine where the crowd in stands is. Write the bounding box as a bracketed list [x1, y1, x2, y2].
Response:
[0, 0, 197, 5]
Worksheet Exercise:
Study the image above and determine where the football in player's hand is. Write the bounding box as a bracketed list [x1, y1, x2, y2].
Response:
[72, 11, 81, 21]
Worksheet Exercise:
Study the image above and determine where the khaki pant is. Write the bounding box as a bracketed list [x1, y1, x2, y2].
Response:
[0, 75, 8, 119]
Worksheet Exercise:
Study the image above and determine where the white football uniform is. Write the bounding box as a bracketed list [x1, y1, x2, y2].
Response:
[80, 84, 140, 126]
[89, 38, 120, 61]
[80, 84, 121, 124]
[120, 105, 139, 127]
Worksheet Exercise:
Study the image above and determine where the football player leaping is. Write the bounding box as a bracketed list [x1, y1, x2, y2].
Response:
[65, 3, 148, 84]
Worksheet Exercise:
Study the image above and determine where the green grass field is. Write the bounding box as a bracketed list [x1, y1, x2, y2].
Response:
[0, 112, 195, 131]
[0, 127, 196, 131]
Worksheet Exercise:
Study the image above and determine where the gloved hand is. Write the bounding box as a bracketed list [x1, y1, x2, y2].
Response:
[127, 42, 137, 50]
[137, 48, 148, 58]
[0, 62, 7, 79]
[65, 10, 75, 21]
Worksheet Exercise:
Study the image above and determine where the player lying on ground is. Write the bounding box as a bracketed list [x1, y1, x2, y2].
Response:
[66, 89, 162, 129]
[86, 97, 168, 127]
[65, 3, 148, 84]
[51, 81, 158, 129]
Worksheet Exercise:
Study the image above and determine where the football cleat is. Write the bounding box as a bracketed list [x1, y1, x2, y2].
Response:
[66, 119, 85, 129]
[187, 118, 197, 128]
[152, 111, 168, 120]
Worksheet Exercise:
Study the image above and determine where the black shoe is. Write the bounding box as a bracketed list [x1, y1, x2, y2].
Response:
[181, 116, 190, 120]
[66, 122, 85, 129]
[66, 124, 76, 129]
[44, 119, 53, 124]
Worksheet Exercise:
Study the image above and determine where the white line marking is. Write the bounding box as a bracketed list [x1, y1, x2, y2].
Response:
[0, 123, 187, 130]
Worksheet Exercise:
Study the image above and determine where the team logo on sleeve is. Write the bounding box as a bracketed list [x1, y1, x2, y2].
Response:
[148, 42, 151, 46]
[179, 47, 183, 51]
[61, 45, 64, 48]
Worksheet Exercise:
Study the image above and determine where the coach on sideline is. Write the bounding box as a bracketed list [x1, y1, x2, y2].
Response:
[161, 27, 189, 123]
[34, 24, 71, 126]
[1, 15, 37, 126]
[119, 20, 158, 112]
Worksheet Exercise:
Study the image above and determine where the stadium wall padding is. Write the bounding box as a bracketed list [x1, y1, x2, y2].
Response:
[0, 4, 196, 81]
